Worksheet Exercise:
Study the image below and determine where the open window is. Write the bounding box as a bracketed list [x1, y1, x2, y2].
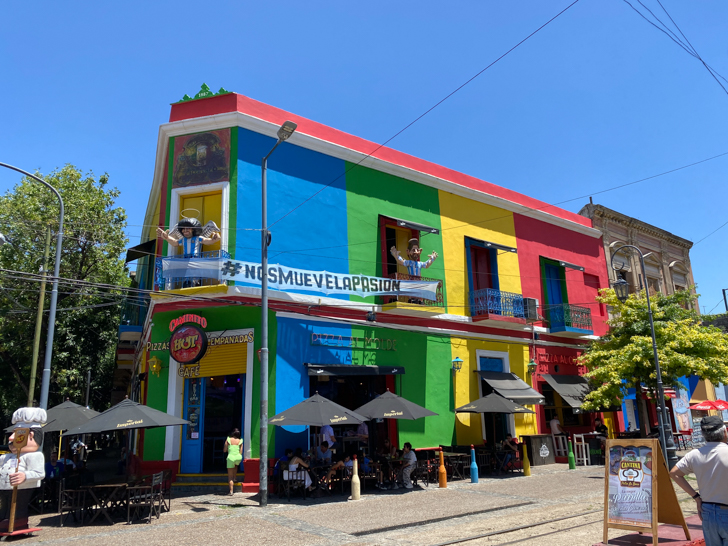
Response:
[540, 257, 593, 335]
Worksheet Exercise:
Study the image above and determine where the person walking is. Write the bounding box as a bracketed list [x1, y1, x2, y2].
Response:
[670, 415, 728, 545]
[223, 429, 243, 496]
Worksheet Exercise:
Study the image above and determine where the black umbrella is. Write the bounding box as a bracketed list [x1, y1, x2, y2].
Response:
[455, 393, 535, 415]
[355, 390, 438, 420]
[64, 398, 188, 435]
[3, 400, 99, 433]
[269, 393, 366, 427]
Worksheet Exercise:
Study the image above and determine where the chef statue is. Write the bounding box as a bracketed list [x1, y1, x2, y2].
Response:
[0, 408, 46, 533]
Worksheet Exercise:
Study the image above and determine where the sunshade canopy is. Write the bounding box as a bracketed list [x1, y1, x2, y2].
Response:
[124, 239, 157, 263]
[475, 371, 545, 405]
[305, 363, 405, 376]
[65, 398, 188, 435]
[4, 400, 99, 433]
[269, 393, 366, 427]
[689, 400, 728, 411]
[455, 393, 535, 414]
[354, 390, 438, 420]
[541, 374, 591, 413]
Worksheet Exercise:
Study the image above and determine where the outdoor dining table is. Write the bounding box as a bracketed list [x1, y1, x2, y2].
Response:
[82, 481, 129, 524]
[441, 452, 469, 480]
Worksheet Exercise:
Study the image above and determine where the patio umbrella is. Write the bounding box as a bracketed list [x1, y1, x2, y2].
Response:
[42, 400, 100, 433]
[354, 390, 438, 420]
[689, 400, 728, 411]
[456, 393, 535, 415]
[269, 392, 367, 427]
[64, 398, 189, 435]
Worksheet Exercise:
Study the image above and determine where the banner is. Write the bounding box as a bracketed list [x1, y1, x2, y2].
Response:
[161, 257, 440, 300]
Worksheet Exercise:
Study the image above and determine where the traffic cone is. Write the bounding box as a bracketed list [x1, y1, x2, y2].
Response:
[351, 455, 360, 500]
[438, 448, 447, 488]
[567, 440, 576, 470]
[470, 444, 479, 484]
[522, 446, 531, 477]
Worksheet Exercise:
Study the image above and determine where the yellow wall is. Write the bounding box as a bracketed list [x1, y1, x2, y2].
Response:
[450, 337, 537, 445]
[438, 191, 521, 317]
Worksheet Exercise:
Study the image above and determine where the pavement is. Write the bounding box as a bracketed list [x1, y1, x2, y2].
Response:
[18, 464, 701, 546]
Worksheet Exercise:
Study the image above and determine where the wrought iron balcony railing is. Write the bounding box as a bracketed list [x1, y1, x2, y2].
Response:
[154, 250, 231, 291]
[469, 288, 525, 319]
[546, 303, 593, 332]
[383, 272, 444, 307]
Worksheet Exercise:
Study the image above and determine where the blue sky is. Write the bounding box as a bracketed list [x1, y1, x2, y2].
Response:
[1, 1, 726, 312]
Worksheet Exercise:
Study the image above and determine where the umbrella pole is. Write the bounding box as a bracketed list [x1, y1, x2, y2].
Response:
[58, 431, 63, 457]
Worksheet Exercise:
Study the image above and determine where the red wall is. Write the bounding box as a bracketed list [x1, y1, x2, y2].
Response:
[514, 213, 609, 337]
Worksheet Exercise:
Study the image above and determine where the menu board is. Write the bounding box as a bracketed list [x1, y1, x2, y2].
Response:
[607, 446, 653, 527]
[691, 420, 705, 447]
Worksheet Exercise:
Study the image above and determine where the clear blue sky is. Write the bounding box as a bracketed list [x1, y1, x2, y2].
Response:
[1, 1, 726, 312]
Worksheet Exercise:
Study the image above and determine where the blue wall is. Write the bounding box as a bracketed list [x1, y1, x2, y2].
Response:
[236, 128, 350, 299]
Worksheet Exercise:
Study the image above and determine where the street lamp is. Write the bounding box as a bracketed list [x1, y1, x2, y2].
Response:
[0, 162, 64, 410]
[610, 245, 677, 469]
[259, 121, 297, 507]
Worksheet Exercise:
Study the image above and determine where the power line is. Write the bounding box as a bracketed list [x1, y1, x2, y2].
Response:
[267, 0, 582, 231]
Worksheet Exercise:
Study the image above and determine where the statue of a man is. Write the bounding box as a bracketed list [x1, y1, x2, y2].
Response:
[0, 408, 46, 532]
[390, 238, 438, 278]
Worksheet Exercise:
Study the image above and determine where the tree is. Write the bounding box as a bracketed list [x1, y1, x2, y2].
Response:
[580, 288, 728, 435]
[0, 165, 129, 422]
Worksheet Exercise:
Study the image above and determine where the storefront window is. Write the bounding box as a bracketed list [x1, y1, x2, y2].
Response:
[542, 384, 586, 427]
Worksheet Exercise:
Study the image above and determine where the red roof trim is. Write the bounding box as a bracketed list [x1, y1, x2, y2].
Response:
[169, 93, 591, 227]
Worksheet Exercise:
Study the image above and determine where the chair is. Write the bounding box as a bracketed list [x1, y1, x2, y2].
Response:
[410, 460, 430, 487]
[127, 471, 163, 524]
[573, 434, 591, 466]
[552, 434, 568, 458]
[160, 469, 172, 512]
[280, 466, 308, 501]
[59, 478, 87, 527]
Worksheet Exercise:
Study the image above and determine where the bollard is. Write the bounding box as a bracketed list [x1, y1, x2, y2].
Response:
[470, 444, 479, 484]
[522, 445, 531, 477]
[351, 455, 361, 500]
[567, 440, 576, 470]
[438, 448, 447, 488]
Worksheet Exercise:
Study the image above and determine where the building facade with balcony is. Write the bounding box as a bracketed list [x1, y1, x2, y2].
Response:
[122, 86, 614, 475]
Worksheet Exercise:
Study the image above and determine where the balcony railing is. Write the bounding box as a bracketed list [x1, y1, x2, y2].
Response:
[119, 296, 150, 328]
[154, 250, 231, 291]
[546, 303, 593, 332]
[383, 272, 444, 307]
[469, 288, 525, 319]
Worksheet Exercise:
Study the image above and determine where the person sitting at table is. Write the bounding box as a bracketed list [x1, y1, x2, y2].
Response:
[391, 442, 417, 490]
[59, 454, 75, 470]
[356, 450, 372, 473]
[320, 424, 338, 451]
[549, 417, 568, 436]
[499, 434, 519, 473]
[45, 451, 65, 480]
[594, 417, 609, 439]
[356, 422, 369, 441]
[323, 453, 352, 486]
[273, 449, 293, 477]
[315, 441, 332, 465]
[288, 449, 315, 492]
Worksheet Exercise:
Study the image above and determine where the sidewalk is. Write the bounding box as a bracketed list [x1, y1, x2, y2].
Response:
[18, 464, 701, 546]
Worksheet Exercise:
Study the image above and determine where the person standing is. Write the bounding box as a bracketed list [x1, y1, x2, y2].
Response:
[223, 429, 243, 496]
[670, 416, 728, 545]
[320, 424, 337, 451]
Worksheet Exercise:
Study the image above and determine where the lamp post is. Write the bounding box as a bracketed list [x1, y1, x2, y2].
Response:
[259, 121, 297, 507]
[0, 163, 64, 410]
[611, 245, 677, 469]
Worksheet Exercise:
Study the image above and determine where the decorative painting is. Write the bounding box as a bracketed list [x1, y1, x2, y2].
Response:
[172, 129, 230, 188]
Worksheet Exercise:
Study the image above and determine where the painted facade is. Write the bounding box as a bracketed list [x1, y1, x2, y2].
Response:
[122, 86, 616, 475]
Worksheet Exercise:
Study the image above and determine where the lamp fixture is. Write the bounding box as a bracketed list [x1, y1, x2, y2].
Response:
[527, 359, 537, 375]
[451, 357, 463, 372]
[612, 278, 630, 303]
[277, 120, 298, 141]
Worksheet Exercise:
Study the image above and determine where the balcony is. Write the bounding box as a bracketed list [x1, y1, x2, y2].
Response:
[469, 288, 526, 324]
[381, 272, 444, 315]
[154, 250, 231, 291]
[546, 303, 593, 336]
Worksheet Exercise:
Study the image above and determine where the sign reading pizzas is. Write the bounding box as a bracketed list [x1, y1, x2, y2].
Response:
[169, 323, 208, 364]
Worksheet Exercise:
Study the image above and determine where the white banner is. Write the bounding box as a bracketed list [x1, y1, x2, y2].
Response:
[161, 257, 440, 300]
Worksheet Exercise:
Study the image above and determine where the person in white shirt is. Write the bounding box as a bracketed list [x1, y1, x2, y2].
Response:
[392, 442, 417, 490]
[320, 425, 337, 450]
[670, 416, 728, 546]
[550, 417, 567, 436]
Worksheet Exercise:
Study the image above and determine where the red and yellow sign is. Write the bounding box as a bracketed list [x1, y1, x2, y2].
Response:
[169, 323, 208, 364]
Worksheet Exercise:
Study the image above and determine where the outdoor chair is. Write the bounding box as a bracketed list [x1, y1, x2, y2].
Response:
[573, 434, 591, 466]
[410, 460, 430, 487]
[357, 460, 378, 491]
[127, 471, 163, 524]
[280, 466, 308, 501]
[59, 478, 87, 527]
[160, 469, 172, 512]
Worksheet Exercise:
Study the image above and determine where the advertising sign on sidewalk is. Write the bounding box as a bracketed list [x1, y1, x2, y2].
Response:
[603, 439, 689, 546]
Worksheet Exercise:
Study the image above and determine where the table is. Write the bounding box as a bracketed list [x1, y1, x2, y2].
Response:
[519, 435, 556, 466]
[84, 483, 128, 524]
[441, 452, 469, 480]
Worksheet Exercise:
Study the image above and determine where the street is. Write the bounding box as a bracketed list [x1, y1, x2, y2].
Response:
[20, 464, 700, 546]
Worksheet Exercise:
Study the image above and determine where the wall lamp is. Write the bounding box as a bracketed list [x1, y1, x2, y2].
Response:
[451, 357, 463, 372]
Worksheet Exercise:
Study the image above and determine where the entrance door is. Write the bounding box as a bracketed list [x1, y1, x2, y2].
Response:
[181, 378, 204, 474]
[470, 247, 492, 292]
[178, 191, 222, 254]
[478, 356, 510, 445]
[202, 375, 243, 472]
[545, 264, 565, 328]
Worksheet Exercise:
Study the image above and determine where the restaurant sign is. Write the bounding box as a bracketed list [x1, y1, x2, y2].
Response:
[170, 323, 208, 364]
[310, 333, 397, 351]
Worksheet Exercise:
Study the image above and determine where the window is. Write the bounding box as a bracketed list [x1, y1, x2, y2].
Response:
[476, 350, 513, 442]
[466, 239, 500, 293]
[583, 273, 604, 317]
[646, 277, 661, 297]
[541, 384, 587, 427]
[380, 218, 417, 278]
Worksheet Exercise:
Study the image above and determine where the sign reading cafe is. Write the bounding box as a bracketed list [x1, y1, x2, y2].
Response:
[161, 258, 440, 301]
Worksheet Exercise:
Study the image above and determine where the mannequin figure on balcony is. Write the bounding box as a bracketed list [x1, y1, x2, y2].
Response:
[390, 238, 438, 278]
[157, 217, 221, 258]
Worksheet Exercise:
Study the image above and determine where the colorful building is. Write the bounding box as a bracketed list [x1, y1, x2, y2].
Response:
[121, 85, 615, 476]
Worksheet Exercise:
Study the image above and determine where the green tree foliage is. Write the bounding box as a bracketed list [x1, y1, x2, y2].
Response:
[580, 288, 728, 421]
[0, 165, 129, 421]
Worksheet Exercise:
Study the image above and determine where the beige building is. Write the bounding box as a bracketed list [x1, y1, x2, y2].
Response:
[579, 202, 697, 307]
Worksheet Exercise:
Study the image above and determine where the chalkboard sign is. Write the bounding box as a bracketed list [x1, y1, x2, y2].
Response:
[603, 439, 689, 546]
[691, 421, 705, 447]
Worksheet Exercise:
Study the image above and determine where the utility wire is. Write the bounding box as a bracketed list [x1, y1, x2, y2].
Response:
[267, 0, 582, 230]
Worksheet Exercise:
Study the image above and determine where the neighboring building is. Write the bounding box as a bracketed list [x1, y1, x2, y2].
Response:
[578, 202, 712, 435]
[119, 86, 615, 477]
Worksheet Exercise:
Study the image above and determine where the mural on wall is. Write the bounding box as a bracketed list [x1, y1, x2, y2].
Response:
[173, 129, 230, 188]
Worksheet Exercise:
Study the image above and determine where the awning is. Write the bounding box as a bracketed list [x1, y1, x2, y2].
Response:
[475, 371, 545, 405]
[305, 363, 405, 376]
[385, 216, 439, 235]
[125, 240, 157, 263]
[542, 374, 590, 412]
